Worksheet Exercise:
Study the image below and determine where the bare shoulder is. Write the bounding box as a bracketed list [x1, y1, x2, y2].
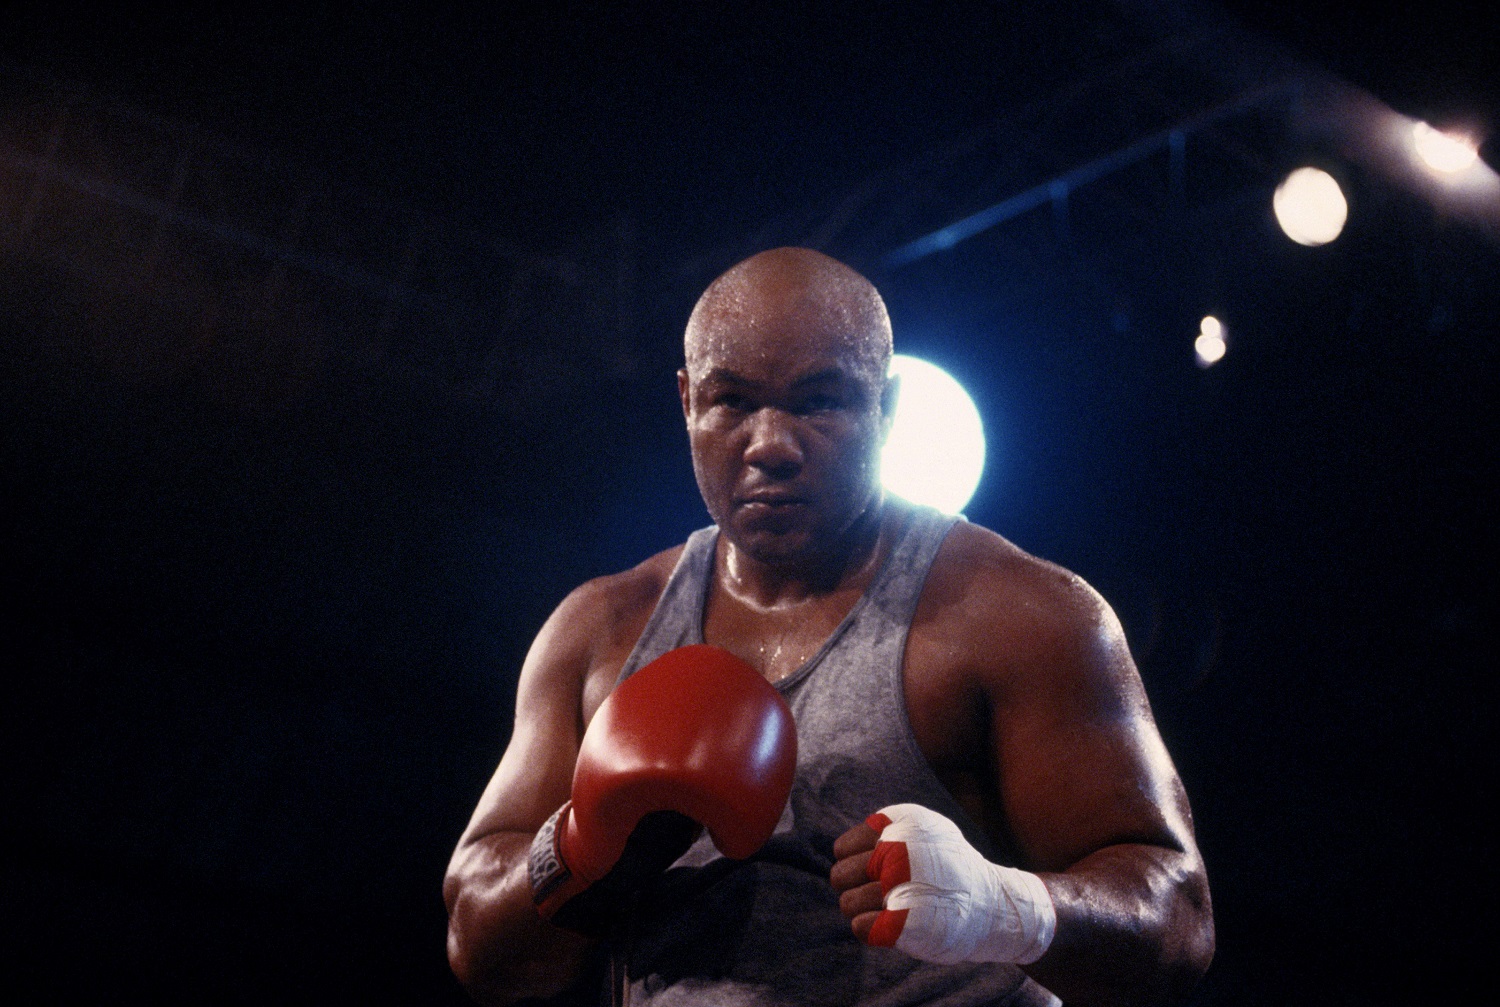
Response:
[916, 520, 1141, 713]
[912, 520, 1194, 876]
[521, 543, 686, 725]
[542, 545, 684, 667]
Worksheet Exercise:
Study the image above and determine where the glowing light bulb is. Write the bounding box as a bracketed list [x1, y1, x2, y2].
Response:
[1412, 122, 1480, 174]
[1273, 167, 1348, 246]
[1196, 315, 1226, 367]
[1195, 333, 1226, 367]
[882, 355, 986, 514]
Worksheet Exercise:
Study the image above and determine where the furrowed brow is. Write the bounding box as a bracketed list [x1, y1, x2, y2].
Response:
[700, 368, 757, 388]
[790, 368, 851, 388]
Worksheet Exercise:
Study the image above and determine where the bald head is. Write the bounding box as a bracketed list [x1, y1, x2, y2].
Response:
[684, 248, 893, 385]
[679, 249, 896, 565]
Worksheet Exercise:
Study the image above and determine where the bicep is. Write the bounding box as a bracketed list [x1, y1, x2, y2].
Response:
[992, 599, 1194, 873]
[456, 598, 595, 847]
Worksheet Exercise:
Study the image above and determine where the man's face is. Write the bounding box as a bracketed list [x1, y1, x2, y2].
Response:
[680, 306, 893, 568]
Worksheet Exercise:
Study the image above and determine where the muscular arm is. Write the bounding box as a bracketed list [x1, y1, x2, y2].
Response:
[442, 590, 598, 1004]
[443, 556, 669, 1005]
[984, 550, 1213, 1005]
[891, 527, 1213, 1006]
[1002, 588, 1212, 1002]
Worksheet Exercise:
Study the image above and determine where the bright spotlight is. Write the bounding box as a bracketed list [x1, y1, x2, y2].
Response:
[1195, 315, 1226, 368]
[1412, 122, 1480, 174]
[1273, 167, 1348, 246]
[882, 354, 986, 514]
[1195, 333, 1226, 367]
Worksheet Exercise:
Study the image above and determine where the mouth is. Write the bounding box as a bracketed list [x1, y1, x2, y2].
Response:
[736, 491, 808, 510]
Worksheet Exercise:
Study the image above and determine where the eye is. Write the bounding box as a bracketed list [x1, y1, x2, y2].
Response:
[713, 391, 752, 412]
[794, 393, 841, 414]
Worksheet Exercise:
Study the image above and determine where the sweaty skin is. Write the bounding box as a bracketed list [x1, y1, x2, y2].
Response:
[443, 248, 1213, 1006]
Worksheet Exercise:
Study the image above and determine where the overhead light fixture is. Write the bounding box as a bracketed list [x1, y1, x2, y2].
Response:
[1195, 316, 1226, 368]
[1411, 122, 1480, 175]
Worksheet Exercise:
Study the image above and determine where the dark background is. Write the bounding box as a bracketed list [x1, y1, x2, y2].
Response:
[2, 2, 1495, 1003]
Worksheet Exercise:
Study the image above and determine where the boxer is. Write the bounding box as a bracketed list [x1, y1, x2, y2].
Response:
[444, 248, 1213, 1006]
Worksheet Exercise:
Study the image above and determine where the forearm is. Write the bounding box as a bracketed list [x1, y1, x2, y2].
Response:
[1026, 844, 1214, 1007]
[444, 831, 595, 1005]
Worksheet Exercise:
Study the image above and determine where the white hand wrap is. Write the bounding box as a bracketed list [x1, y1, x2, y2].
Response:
[864, 803, 1056, 965]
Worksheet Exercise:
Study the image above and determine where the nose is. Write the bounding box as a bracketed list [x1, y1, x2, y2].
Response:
[743, 407, 804, 477]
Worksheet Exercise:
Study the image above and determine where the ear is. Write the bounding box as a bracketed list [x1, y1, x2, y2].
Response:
[678, 368, 692, 421]
[879, 373, 900, 443]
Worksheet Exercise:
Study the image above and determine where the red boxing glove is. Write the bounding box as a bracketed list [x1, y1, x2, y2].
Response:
[530, 644, 797, 935]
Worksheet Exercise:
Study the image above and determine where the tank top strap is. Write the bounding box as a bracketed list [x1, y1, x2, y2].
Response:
[616, 525, 717, 685]
[865, 504, 963, 633]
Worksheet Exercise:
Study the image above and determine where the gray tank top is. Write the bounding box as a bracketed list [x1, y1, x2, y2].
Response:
[612, 501, 1060, 1007]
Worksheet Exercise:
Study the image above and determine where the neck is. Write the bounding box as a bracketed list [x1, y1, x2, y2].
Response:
[719, 494, 893, 608]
